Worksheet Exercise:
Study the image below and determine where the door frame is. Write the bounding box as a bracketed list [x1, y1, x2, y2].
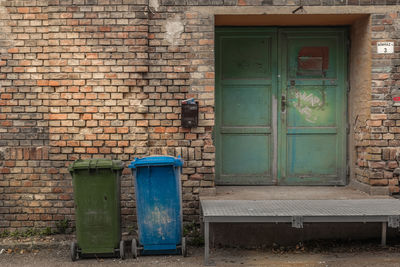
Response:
[215, 26, 348, 186]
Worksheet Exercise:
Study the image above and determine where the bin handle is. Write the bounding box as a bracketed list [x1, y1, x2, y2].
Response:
[87, 159, 100, 170]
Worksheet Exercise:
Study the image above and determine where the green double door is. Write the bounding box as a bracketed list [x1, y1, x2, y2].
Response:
[215, 27, 347, 185]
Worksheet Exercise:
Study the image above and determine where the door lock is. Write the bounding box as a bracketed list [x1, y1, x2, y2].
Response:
[281, 95, 286, 112]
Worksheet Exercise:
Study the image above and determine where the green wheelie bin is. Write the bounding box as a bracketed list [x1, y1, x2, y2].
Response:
[69, 159, 124, 261]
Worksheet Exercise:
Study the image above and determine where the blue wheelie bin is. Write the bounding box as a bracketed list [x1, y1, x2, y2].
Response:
[128, 156, 186, 257]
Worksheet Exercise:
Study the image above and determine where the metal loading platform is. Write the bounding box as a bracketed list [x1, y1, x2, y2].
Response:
[201, 199, 400, 265]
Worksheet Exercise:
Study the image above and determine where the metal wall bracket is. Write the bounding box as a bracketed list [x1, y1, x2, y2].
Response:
[292, 216, 304, 228]
[388, 216, 400, 228]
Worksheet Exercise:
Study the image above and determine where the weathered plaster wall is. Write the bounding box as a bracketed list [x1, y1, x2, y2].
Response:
[349, 16, 373, 193]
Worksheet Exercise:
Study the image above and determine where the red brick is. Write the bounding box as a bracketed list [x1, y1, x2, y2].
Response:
[59, 195, 72, 200]
[17, 7, 29, 13]
[118, 141, 129, 147]
[86, 53, 98, 59]
[60, 13, 72, 18]
[154, 127, 166, 133]
[49, 80, 60, 86]
[85, 134, 97, 140]
[104, 128, 116, 134]
[166, 127, 178, 133]
[372, 26, 385, 31]
[46, 167, 58, 174]
[99, 147, 111, 154]
[67, 140, 79, 146]
[22, 181, 32, 187]
[86, 107, 98, 113]
[4, 161, 15, 167]
[37, 80, 49, 86]
[1, 121, 12, 127]
[93, 141, 104, 146]
[185, 133, 197, 139]
[105, 141, 117, 146]
[87, 148, 98, 153]
[99, 26, 111, 32]
[19, 60, 31, 66]
[117, 127, 129, 133]
[367, 120, 382, 127]
[0, 168, 10, 174]
[81, 114, 92, 120]
[7, 48, 18, 53]
[199, 39, 214, 45]
[137, 120, 148, 127]
[369, 178, 388, 186]
[49, 114, 67, 120]
[13, 67, 24, 73]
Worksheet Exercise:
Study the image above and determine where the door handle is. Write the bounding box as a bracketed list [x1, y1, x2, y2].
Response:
[281, 95, 286, 113]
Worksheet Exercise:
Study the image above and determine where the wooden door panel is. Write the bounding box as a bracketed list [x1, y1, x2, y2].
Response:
[216, 28, 277, 185]
[221, 37, 272, 79]
[286, 134, 338, 182]
[279, 29, 347, 185]
[221, 134, 272, 184]
[222, 85, 271, 127]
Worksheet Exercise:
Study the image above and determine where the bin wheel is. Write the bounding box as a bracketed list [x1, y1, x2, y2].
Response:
[70, 242, 78, 261]
[131, 238, 138, 258]
[119, 240, 125, 260]
[181, 237, 187, 257]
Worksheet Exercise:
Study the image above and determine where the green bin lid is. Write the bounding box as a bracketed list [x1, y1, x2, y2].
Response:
[68, 158, 124, 172]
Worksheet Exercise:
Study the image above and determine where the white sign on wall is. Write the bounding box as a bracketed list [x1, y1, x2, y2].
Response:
[377, 42, 394, 54]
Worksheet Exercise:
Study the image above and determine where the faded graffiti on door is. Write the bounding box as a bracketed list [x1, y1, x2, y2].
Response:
[289, 88, 326, 123]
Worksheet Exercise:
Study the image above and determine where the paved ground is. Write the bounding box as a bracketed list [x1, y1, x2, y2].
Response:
[2, 235, 400, 266]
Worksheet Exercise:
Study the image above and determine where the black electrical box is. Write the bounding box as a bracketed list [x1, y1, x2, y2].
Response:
[181, 101, 198, 128]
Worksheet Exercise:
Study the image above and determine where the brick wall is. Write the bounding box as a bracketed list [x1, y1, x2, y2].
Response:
[352, 12, 400, 195]
[1, 0, 52, 229]
[0, 0, 152, 231]
[0, 0, 216, 231]
[1, 0, 400, 231]
[366, 13, 400, 194]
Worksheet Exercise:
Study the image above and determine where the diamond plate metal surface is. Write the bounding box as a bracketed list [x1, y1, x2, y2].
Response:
[201, 199, 400, 218]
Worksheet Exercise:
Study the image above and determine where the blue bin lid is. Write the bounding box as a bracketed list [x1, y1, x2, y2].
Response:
[128, 155, 183, 169]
